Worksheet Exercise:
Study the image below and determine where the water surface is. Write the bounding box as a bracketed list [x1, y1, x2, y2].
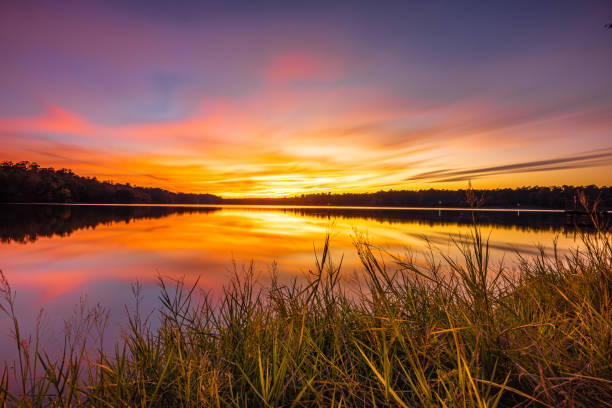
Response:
[0, 204, 591, 362]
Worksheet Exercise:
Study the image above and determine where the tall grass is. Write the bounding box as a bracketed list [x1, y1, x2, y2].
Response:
[1, 220, 611, 406]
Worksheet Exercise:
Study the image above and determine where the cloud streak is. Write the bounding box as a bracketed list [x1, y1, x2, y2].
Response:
[407, 149, 612, 184]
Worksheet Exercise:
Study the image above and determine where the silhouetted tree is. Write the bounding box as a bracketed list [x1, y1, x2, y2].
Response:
[1, 161, 610, 209]
[0, 161, 222, 204]
[226, 186, 611, 210]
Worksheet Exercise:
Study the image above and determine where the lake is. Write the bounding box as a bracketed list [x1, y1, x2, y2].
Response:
[0, 204, 594, 363]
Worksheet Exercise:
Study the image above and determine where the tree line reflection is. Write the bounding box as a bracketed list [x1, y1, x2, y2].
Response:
[0, 204, 583, 244]
[0, 205, 222, 243]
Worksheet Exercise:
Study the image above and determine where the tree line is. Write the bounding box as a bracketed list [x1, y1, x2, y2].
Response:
[0, 161, 222, 204]
[228, 187, 612, 210]
[1, 161, 610, 209]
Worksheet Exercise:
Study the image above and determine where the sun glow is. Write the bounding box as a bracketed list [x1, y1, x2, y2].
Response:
[1, 2, 611, 196]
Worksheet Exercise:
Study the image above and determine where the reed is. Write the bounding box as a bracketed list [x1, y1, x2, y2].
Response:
[1, 219, 610, 407]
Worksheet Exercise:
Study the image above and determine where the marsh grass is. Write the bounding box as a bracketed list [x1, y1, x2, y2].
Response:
[0, 211, 611, 407]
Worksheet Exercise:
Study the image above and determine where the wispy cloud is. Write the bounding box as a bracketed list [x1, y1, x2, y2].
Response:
[407, 149, 612, 184]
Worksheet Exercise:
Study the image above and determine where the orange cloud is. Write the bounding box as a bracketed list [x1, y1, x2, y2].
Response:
[1, 83, 611, 197]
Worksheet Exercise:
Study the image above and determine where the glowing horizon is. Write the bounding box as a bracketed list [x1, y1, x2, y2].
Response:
[1, 1, 611, 197]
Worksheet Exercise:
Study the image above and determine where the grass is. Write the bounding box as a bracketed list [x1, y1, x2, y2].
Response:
[0, 214, 610, 406]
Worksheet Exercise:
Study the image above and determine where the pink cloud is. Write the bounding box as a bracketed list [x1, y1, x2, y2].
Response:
[265, 52, 342, 83]
[0, 104, 93, 136]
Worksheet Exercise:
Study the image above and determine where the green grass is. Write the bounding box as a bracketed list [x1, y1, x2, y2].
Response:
[0, 222, 611, 407]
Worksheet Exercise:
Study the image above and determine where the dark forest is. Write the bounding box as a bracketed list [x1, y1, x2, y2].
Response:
[2, 161, 610, 209]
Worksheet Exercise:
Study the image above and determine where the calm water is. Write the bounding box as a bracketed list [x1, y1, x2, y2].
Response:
[0, 204, 592, 362]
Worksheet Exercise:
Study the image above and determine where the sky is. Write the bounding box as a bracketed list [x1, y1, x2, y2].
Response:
[1, 0, 611, 197]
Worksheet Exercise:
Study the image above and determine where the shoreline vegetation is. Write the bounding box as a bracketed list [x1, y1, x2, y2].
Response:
[2, 161, 612, 210]
[1, 202, 611, 407]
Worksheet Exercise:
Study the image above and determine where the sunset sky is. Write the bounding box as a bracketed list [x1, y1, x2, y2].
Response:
[1, 0, 611, 197]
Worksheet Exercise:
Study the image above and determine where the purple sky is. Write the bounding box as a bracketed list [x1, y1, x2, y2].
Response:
[1, 0, 611, 195]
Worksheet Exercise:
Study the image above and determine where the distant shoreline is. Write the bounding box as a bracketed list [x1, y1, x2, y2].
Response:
[2, 162, 611, 210]
[5, 201, 611, 213]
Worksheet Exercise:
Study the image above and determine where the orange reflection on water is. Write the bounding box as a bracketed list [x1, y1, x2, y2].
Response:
[0, 206, 587, 362]
[1, 207, 584, 306]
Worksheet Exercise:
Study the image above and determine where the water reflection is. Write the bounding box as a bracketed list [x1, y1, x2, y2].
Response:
[0, 204, 590, 363]
[0, 204, 578, 245]
[0, 204, 588, 302]
[0, 204, 222, 243]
